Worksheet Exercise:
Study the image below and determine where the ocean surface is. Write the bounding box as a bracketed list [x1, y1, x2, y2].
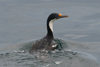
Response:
[0, 0, 100, 67]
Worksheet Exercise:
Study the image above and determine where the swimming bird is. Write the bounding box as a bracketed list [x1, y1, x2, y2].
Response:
[30, 13, 69, 52]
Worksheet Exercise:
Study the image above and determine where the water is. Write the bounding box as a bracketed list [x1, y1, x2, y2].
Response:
[0, 0, 100, 67]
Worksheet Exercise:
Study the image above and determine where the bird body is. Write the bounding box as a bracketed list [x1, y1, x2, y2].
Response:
[31, 36, 57, 51]
[30, 13, 68, 51]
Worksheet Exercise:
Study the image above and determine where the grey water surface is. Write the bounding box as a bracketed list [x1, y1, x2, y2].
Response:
[0, 0, 100, 67]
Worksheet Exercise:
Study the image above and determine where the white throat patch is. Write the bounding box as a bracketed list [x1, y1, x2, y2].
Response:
[49, 19, 56, 32]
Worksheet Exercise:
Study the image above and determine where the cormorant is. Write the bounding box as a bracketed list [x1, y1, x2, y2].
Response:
[30, 13, 69, 52]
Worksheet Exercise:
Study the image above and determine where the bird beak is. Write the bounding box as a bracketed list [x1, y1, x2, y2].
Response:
[58, 13, 69, 19]
[57, 15, 69, 19]
[60, 15, 69, 18]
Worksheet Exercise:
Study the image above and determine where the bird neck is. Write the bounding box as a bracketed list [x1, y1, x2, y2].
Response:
[46, 19, 55, 39]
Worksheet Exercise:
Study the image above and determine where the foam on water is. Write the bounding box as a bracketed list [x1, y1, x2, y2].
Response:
[0, 39, 100, 67]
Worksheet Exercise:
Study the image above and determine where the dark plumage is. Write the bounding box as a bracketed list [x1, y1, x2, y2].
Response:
[30, 13, 69, 52]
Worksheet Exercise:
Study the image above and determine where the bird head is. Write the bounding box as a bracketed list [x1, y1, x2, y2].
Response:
[47, 13, 69, 21]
